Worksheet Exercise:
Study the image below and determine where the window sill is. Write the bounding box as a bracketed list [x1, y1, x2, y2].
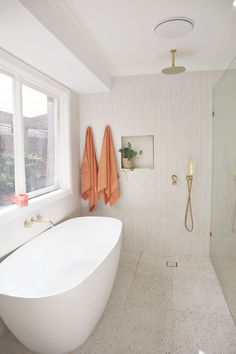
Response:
[0, 189, 72, 226]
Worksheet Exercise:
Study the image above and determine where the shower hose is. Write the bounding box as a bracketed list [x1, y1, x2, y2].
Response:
[185, 175, 194, 232]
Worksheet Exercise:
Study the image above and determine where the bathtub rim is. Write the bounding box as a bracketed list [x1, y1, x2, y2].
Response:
[0, 216, 122, 300]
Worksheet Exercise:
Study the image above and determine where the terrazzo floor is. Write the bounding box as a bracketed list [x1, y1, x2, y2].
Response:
[211, 256, 236, 324]
[0, 252, 236, 354]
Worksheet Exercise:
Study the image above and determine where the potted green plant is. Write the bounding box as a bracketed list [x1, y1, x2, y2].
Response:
[119, 142, 143, 169]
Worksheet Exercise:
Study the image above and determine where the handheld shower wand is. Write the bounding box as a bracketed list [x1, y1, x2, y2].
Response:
[185, 158, 194, 232]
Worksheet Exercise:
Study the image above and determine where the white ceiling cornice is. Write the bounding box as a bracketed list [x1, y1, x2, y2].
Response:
[0, 0, 110, 92]
[19, 0, 113, 88]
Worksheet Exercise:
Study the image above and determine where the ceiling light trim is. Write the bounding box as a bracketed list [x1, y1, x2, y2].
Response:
[154, 17, 194, 38]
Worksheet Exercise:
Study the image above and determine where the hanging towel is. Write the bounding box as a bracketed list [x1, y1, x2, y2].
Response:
[98, 125, 120, 206]
[81, 127, 98, 211]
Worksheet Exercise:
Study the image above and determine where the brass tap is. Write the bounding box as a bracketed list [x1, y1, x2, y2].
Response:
[171, 175, 177, 185]
[24, 214, 54, 229]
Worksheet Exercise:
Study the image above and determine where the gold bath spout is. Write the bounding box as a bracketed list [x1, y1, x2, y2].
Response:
[24, 214, 54, 229]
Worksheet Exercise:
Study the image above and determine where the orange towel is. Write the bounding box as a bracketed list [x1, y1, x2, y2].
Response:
[98, 126, 120, 206]
[81, 127, 98, 211]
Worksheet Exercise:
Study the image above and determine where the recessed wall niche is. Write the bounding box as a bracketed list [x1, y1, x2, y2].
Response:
[120, 135, 154, 170]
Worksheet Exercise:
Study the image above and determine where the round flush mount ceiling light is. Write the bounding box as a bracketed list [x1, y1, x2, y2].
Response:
[233, 0, 236, 7]
[154, 17, 194, 38]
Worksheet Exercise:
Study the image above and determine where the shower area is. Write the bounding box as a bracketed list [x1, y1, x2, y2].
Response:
[211, 56, 236, 323]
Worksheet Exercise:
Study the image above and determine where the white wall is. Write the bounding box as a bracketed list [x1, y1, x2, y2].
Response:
[79, 72, 220, 255]
[0, 91, 81, 259]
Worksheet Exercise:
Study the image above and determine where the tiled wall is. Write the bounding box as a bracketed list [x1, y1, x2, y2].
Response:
[79, 72, 220, 255]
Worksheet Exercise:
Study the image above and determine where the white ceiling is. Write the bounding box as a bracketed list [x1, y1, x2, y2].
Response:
[9, 0, 236, 92]
[53, 0, 236, 76]
[0, 0, 111, 93]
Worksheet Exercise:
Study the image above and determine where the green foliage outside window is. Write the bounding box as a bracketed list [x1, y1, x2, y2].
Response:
[0, 149, 46, 207]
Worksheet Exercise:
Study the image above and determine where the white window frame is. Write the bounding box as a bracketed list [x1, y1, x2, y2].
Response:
[0, 49, 72, 220]
[21, 80, 59, 199]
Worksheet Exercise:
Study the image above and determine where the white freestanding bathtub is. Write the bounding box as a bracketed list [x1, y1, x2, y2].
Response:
[0, 216, 122, 354]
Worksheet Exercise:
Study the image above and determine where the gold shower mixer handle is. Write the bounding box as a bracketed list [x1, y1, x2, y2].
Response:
[171, 175, 177, 185]
[186, 175, 193, 181]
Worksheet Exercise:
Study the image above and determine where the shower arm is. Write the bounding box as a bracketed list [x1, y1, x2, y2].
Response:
[171, 49, 176, 67]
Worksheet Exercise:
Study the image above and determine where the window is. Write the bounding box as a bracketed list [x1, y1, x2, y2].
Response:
[0, 54, 70, 210]
[22, 84, 56, 196]
[0, 73, 15, 207]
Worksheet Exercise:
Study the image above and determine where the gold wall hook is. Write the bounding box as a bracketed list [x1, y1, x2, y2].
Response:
[171, 175, 177, 185]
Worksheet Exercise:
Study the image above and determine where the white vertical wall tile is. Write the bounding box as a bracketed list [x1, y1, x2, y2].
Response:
[79, 72, 220, 255]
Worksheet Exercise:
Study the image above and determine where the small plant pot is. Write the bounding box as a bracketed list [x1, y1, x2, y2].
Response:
[122, 158, 134, 169]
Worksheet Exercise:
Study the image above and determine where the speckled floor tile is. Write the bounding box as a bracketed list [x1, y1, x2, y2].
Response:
[126, 273, 172, 310]
[0, 252, 235, 354]
[173, 255, 216, 279]
[72, 304, 172, 354]
[171, 310, 236, 354]
[211, 256, 236, 322]
[223, 284, 236, 319]
[136, 253, 174, 276]
[107, 269, 135, 306]
[118, 251, 141, 274]
[172, 273, 230, 315]
[107, 251, 140, 306]
[0, 331, 36, 354]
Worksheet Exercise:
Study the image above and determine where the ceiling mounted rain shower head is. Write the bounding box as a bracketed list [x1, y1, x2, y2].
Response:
[161, 49, 186, 75]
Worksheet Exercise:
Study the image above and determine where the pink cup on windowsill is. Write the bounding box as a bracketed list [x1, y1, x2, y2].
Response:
[16, 194, 28, 207]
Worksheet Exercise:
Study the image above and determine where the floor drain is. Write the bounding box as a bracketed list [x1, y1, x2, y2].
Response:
[166, 261, 178, 267]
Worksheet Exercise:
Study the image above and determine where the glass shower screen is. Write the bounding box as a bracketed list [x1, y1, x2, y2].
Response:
[211, 55, 236, 323]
